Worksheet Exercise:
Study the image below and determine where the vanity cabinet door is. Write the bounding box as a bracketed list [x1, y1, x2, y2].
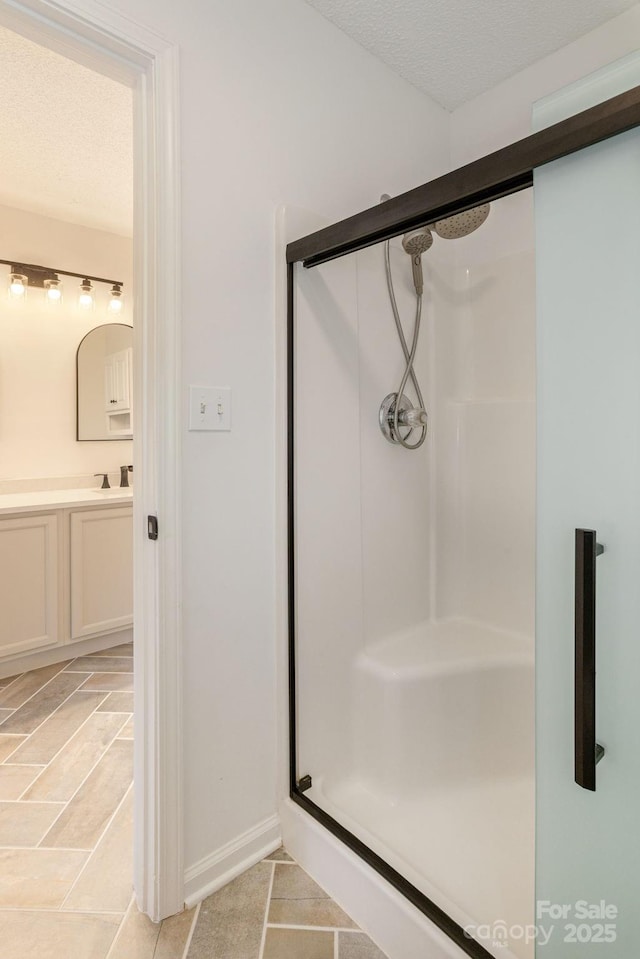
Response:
[0, 513, 59, 657]
[70, 506, 133, 639]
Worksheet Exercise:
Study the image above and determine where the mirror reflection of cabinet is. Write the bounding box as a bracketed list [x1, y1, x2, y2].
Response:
[105, 349, 131, 412]
[104, 347, 133, 434]
[77, 324, 133, 440]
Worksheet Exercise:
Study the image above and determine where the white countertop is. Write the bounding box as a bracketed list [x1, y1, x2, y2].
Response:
[0, 487, 134, 516]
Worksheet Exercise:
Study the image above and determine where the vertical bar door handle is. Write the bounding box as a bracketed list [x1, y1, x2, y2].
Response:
[575, 529, 606, 791]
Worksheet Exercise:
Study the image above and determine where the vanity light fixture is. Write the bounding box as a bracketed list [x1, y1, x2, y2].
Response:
[8, 272, 27, 299]
[108, 283, 123, 314]
[78, 278, 94, 310]
[1, 259, 124, 314]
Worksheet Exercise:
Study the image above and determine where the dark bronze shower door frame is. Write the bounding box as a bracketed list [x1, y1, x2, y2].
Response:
[285, 84, 640, 959]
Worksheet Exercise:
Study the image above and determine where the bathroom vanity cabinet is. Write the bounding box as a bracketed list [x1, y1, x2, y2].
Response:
[0, 492, 132, 664]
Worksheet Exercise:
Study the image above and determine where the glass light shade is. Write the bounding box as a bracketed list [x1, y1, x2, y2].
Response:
[8, 272, 27, 299]
[108, 287, 124, 314]
[44, 277, 62, 304]
[78, 279, 94, 310]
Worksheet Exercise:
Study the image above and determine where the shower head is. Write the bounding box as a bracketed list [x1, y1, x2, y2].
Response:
[433, 203, 490, 240]
[402, 228, 433, 256]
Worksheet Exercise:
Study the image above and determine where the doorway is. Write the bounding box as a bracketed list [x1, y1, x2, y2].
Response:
[0, 0, 182, 930]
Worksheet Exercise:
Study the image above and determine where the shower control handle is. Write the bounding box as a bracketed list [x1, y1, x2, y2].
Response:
[398, 407, 428, 429]
[574, 528, 606, 791]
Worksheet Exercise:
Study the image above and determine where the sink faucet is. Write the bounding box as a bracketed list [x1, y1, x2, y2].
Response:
[94, 473, 110, 489]
[120, 465, 133, 488]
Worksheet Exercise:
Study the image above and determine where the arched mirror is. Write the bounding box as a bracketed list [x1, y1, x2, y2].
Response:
[77, 323, 133, 440]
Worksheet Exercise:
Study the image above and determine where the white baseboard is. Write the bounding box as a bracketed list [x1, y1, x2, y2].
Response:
[0, 627, 133, 679]
[183, 814, 281, 908]
[280, 799, 469, 959]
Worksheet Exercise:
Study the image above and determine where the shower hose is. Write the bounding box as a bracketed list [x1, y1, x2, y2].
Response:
[384, 240, 428, 450]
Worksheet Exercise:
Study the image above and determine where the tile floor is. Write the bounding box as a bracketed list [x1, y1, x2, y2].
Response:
[0, 646, 387, 959]
[0, 643, 195, 959]
[187, 847, 388, 959]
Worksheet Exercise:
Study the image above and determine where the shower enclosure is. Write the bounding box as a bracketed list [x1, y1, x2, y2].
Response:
[286, 56, 640, 959]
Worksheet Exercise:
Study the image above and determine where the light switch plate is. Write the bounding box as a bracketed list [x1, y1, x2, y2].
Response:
[188, 386, 231, 431]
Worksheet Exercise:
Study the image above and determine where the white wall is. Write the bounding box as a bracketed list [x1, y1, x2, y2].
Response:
[0, 204, 133, 486]
[66, 0, 451, 884]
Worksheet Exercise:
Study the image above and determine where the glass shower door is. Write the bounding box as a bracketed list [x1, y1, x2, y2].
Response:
[534, 55, 640, 955]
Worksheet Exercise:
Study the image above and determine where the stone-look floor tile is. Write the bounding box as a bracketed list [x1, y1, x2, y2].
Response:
[271, 863, 329, 900]
[117, 717, 133, 739]
[269, 864, 358, 929]
[338, 932, 388, 959]
[9, 692, 107, 765]
[0, 910, 120, 959]
[63, 787, 132, 913]
[269, 897, 358, 928]
[97, 692, 134, 713]
[187, 860, 272, 959]
[0, 662, 70, 709]
[81, 673, 133, 692]
[0, 707, 15, 722]
[93, 643, 133, 657]
[263, 927, 334, 959]
[23, 712, 127, 803]
[105, 899, 160, 959]
[264, 845, 294, 861]
[66, 657, 133, 674]
[154, 906, 197, 959]
[0, 763, 45, 799]
[42, 738, 133, 849]
[0, 800, 64, 846]
[0, 734, 26, 762]
[0, 673, 90, 735]
[0, 848, 88, 907]
[0, 673, 22, 689]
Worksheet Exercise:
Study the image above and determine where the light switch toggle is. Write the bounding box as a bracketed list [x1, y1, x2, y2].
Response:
[189, 386, 231, 431]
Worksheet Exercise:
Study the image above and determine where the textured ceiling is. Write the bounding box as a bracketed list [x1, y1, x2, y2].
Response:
[304, 0, 639, 110]
[0, 26, 132, 236]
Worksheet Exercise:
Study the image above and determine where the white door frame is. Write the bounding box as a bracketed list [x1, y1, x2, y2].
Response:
[0, 0, 183, 921]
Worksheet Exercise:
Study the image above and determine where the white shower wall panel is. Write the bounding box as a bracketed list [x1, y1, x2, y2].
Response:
[457, 251, 536, 400]
[355, 242, 433, 645]
[294, 223, 436, 784]
[434, 227, 536, 642]
[456, 398, 535, 636]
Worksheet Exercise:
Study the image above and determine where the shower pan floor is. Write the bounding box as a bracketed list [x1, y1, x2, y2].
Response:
[308, 771, 533, 959]
[305, 618, 535, 959]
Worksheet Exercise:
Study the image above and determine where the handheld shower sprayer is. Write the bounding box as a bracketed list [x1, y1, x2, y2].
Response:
[379, 196, 491, 451]
[402, 229, 433, 295]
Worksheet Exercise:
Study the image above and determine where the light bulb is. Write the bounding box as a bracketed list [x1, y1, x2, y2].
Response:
[44, 276, 62, 304]
[8, 272, 27, 299]
[78, 279, 94, 310]
[108, 284, 123, 314]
